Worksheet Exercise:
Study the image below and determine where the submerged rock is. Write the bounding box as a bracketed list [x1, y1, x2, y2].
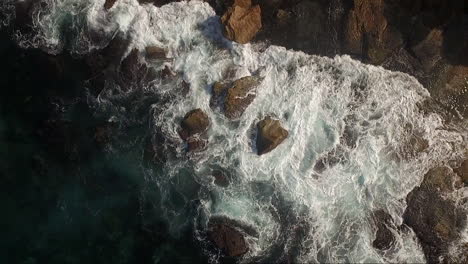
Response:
[256, 117, 288, 155]
[372, 209, 395, 250]
[224, 76, 260, 119]
[208, 217, 249, 257]
[221, 0, 262, 44]
[212, 170, 229, 187]
[403, 167, 467, 263]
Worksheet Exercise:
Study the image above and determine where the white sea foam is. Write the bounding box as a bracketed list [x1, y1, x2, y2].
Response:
[16, 0, 467, 263]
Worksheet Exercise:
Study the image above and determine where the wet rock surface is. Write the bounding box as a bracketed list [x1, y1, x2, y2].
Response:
[221, 0, 262, 44]
[372, 209, 396, 250]
[104, 0, 118, 10]
[224, 76, 260, 119]
[403, 167, 467, 263]
[207, 217, 250, 257]
[145, 46, 167, 60]
[455, 159, 468, 185]
[212, 169, 230, 187]
[178, 109, 210, 152]
[256, 117, 288, 155]
[179, 109, 210, 140]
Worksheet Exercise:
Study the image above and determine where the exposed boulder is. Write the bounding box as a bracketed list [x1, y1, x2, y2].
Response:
[178, 109, 210, 152]
[179, 109, 210, 140]
[256, 117, 288, 155]
[221, 0, 262, 44]
[145, 46, 167, 60]
[403, 167, 467, 263]
[104, 0, 118, 10]
[208, 217, 249, 257]
[224, 76, 260, 119]
[372, 210, 396, 250]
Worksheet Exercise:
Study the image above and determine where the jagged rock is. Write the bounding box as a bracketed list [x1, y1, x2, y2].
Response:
[372, 210, 395, 250]
[145, 46, 167, 60]
[120, 49, 148, 81]
[179, 109, 210, 140]
[161, 65, 176, 79]
[209, 81, 228, 109]
[411, 28, 444, 72]
[403, 167, 467, 263]
[221, 0, 262, 44]
[256, 117, 288, 155]
[104, 0, 118, 10]
[224, 76, 260, 119]
[208, 218, 249, 257]
[186, 137, 207, 152]
[344, 0, 403, 64]
[455, 159, 468, 184]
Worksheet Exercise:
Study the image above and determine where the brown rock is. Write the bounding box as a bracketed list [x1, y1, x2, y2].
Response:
[208, 219, 249, 257]
[403, 167, 466, 263]
[104, 0, 117, 10]
[256, 117, 288, 155]
[276, 9, 291, 26]
[186, 137, 207, 152]
[412, 29, 444, 71]
[455, 159, 468, 184]
[179, 109, 210, 140]
[344, 0, 403, 64]
[210, 81, 228, 109]
[221, 1, 262, 44]
[224, 76, 260, 119]
[145, 46, 167, 60]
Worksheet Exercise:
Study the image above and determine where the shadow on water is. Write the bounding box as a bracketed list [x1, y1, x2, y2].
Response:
[0, 27, 207, 264]
[199, 16, 233, 51]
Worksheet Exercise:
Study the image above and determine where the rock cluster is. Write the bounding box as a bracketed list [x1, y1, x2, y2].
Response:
[211, 0, 468, 118]
[220, 0, 262, 44]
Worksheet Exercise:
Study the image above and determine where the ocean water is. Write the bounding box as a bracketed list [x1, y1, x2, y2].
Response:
[2, 0, 467, 263]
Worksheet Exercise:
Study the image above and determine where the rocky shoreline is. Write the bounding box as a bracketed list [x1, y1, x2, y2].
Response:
[2, 0, 467, 263]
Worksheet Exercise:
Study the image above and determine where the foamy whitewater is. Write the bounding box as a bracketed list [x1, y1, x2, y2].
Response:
[5, 0, 467, 263]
